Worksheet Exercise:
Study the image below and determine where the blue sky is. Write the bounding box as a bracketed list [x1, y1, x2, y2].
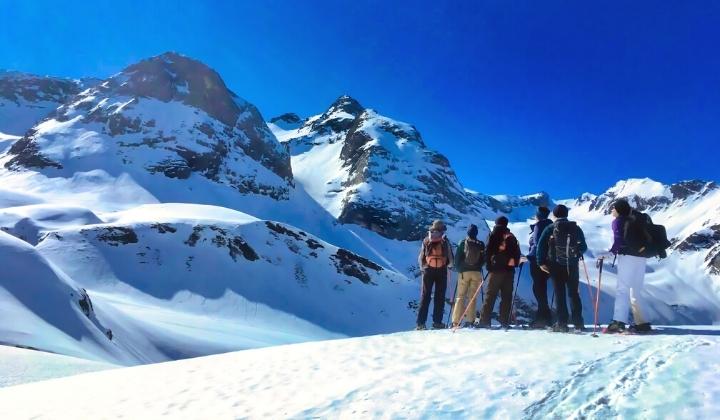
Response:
[2, 1, 718, 198]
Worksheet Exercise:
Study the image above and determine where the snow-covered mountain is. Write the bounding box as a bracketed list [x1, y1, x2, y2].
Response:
[0, 71, 85, 137]
[269, 95, 496, 241]
[3, 53, 293, 206]
[0, 52, 717, 374]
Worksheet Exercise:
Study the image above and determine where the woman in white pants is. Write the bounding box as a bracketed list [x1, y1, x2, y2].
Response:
[606, 199, 652, 333]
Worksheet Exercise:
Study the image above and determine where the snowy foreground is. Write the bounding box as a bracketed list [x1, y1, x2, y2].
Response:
[1, 328, 718, 419]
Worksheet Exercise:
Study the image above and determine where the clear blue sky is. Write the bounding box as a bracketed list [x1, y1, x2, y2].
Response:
[2, 0, 718, 198]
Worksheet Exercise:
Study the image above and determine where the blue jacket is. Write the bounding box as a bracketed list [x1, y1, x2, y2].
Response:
[535, 218, 588, 266]
[528, 218, 553, 260]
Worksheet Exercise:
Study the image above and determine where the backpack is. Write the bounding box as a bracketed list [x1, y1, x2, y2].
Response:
[623, 210, 671, 258]
[491, 232, 517, 268]
[550, 221, 580, 265]
[464, 238, 485, 268]
[425, 232, 448, 268]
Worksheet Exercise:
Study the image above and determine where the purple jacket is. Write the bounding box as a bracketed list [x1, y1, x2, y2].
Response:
[610, 216, 626, 254]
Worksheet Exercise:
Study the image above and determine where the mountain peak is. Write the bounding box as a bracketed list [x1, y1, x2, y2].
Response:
[111, 52, 240, 126]
[327, 95, 364, 118]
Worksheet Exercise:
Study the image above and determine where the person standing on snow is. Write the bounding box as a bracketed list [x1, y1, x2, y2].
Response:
[527, 206, 553, 329]
[536, 205, 588, 332]
[416, 220, 454, 330]
[477, 216, 521, 329]
[605, 199, 652, 334]
[451, 224, 486, 328]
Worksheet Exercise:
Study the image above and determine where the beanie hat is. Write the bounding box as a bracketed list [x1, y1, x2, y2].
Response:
[494, 216, 509, 227]
[552, 204, 569, 218]
[429, 220, 447, 232]
[536, 206, 550, 220]
[467, 224, 478, 239]
[613, 199, 632, 217]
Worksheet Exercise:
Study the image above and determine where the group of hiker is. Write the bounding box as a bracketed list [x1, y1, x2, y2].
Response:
[416, 200, 669, 334]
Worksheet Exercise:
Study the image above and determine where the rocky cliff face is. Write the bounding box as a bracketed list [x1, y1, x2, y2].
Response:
[2, 52, 293, 200]
[272, 96, 495, 241]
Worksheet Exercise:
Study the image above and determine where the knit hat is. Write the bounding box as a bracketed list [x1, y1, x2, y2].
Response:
[613, 199, 632, 217]
[494, 216, 509, 227]
[552, 204, 569, 218]
[467, 224, 478, 239]
[536, 206, 550, 220]
[429, 220, 447, 232]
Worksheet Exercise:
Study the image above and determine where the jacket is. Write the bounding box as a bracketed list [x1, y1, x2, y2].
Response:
[485, 226, 521, 272]
[528, 218, 553, 260]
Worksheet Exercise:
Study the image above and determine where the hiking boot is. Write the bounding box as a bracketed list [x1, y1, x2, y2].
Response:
[529, 319, 547, 329]
[551, 323, 569, 333]
[432, 322, 446, 330]
[474, 321, 490, 329]
[462, 321, 474, 329]
[629, 323, 652, 333]
[574, 324, 586, 332]
[605, 320, 626, 333]
[415, 324, 426, 331]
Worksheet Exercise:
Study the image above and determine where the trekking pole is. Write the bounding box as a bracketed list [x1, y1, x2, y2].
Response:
[510, 261, 525, 326]
[446, 271, 460, 328]
[452, 274, 486, 333]
[580, 256, 596, 315]
[592, 257, 605, 337]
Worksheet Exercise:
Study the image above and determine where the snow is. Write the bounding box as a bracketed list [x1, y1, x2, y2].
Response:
[607, 178, 672, 199]
[0, 345, 116, 388]
[0, 328, 717, 418]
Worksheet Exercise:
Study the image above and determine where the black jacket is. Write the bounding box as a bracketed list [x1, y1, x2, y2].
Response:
[485, 226, 521, 272]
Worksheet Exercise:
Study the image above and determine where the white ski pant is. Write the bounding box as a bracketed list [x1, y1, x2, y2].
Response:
[613, 254, 648, 324]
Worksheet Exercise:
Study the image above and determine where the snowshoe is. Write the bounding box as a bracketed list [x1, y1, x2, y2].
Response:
[432, 322, 446, 330]
[474, 322, 490, 329]
[603, 320, 626, 334]
[550, 323, 570, 333]
[628, 323, 653, 334]
[415, 324, 427, 331]
[462, 321, 474, 329]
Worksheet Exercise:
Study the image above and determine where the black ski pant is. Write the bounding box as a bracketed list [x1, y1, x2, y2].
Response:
[529, 258, 552, 323]
[417, 267, 448, 325]
[479, 270, 514, 326]
[550, 262, 583, 327]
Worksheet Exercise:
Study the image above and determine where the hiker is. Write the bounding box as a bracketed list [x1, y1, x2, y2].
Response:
[527, 206, 553, 329]
[605, 199, 652, 334]
[478, 216, 521, 329]
[416, 220, 454, 330]
[536, 204, 588, 332]
[451, 224, 486, 328]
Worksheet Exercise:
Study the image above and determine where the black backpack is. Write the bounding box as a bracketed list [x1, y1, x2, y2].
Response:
[464, 238, 485, 268]
[624, 210, 671, 258]
[550, 221, 580, 265]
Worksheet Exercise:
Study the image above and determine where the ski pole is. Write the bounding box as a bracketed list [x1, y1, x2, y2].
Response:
[580, 257, 596, 316]
[452, 273, 486, 333]
[510, 261, 525, 326]
[446, 271, 460, 327]
[592, 257, 604, 337]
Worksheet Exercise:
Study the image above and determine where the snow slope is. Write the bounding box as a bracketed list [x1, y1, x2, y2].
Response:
[0, 328, 717, 419]
[0, 345, 116, 388]
[0, 230, 127, 363]
[15, 203, 416, 363]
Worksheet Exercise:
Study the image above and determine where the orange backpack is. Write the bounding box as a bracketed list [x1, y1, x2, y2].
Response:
[425, 238, 447, 268]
